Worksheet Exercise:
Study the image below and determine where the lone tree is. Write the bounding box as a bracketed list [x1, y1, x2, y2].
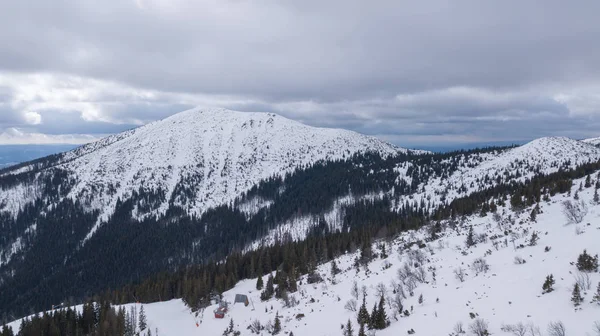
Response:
[593, 282, 600, 305]
[577, 250, 599, 272]
[466, 226, 476, 248]
[572, 283, 583, 307]
[542, 274, 555, 294]
[562, 200, 587, 224]
[273, 313, 281, 335]
[529, 231, 539, 246]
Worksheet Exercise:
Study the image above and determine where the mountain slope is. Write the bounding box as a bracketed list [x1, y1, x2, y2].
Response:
[1, 108, 405, 223]
[392, 137, 600, 211]
[5, 168, 599, 335]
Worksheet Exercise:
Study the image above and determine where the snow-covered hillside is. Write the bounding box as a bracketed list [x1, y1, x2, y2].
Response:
[5, 172, 600, 335]
[393, 137, 600, 211]
[583, 137, 600, 147]
[0, 107, 406, 232]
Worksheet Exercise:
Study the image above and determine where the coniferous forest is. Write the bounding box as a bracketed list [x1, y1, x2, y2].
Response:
[1, 147, 599, 322]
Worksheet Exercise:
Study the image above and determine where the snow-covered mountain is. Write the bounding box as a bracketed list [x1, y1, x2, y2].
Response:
[583, 136, 600, 147]
[0, 107, 407, 233]
[3, 107, 600, 323]
[5, 169, 599, 336]
[392, 136, 600, 211]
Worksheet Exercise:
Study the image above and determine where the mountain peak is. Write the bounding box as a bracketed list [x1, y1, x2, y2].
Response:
[0, 107, 409, 231]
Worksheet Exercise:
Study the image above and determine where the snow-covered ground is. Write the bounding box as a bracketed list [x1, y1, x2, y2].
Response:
[5, 174, 599, 335]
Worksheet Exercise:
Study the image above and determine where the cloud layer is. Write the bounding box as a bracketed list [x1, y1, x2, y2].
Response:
[1, 0, 600, 146]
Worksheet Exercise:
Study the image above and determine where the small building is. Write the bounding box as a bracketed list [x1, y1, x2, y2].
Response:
[234, 294, 249, 306]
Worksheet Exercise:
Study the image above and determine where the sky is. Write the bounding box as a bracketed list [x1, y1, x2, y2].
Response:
[1, 0, 600, 148]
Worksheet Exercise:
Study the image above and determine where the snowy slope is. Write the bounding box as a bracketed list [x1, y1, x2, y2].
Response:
[583, 136, 600, 147]
[0, 107, 407, 234]
[393, 137, 600, 211]
[5, 173, 600, 335]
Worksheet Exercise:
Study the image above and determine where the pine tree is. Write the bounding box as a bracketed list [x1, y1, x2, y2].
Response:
[529, 231, 538, 246]
[594, 188, 599, 204]
[331, 260, 341, 276]
[358, 322, 366, 336]
[369, 304, 378, 329]
[585, 175, 592, 188]
[256, 273, 264, 290]
[571, 283, 583, 307]
[418, 294, 423, 305]
[138, 305, 147, 331]
[542, 274, 555, 294]
[344, 319, 354, 336]
[593, 282, 600, 305]
[375, 295, 387, 329]
[577, 250, 599, 272]
[466, 226, 475, 248]
[273, 313, 281, 335]
[357, 296, 370, 326]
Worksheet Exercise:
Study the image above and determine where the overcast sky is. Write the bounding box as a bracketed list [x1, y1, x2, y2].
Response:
[1, 0, 600, 148]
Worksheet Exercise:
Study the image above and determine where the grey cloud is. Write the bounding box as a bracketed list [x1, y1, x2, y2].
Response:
[1, 1, 600, 146]
[2, 1, 600, 100]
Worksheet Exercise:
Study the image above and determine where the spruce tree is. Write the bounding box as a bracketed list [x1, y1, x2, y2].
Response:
[138, 305, 147, 331]
[594, 188, 599, 204]
[256, 273, 264, 290]
[466, 226, 475, 248]
[357, 322, 366, 336]
[418, 294, 423, 305]
[577, 250, 599, 272]
[273, 313, 281, 335]
[593, 282, 600, 304]
[529, 231, 538, 246]
[375, 295, 387, 329]
[344, 319, 354, 336]
[357, 296, 370, 326]
[585, 175, 592, 188]
[331, 260, 341, 276]
[542, 274, 555, 294]
[369, 304, 378, 329]
[571, 283, 583, 307]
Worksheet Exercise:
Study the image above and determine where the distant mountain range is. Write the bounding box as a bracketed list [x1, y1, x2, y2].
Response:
[0, 144, 76, 169]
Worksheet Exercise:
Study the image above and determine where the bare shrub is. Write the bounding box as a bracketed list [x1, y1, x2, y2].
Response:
[375, 282, 387, 298]
[392, 291, 404, 314]
[469, 318, 489, 336]
[249, 319, 263, 334]
[472, 257, 490, 274]
[562, 200, 587, 224]
[575, 271, 592, 290]
[351, 281, 359, 300]
[453, 321, 465, 334]
[593, 321, 600, 336]
[454, 267, 466, 282]
[501, 322, 527, 336]
[344, 299, 357, 312]
[514, 256, 526, 265]
[414, 266, 427, 283]
[405, 276, 417, 295]
[547, 321, 566, 336]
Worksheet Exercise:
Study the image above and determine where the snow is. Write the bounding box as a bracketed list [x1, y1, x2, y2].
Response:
[5, 174, 600, 335]
[0, 107, 409, 242]
[393, 137, 600, 212]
